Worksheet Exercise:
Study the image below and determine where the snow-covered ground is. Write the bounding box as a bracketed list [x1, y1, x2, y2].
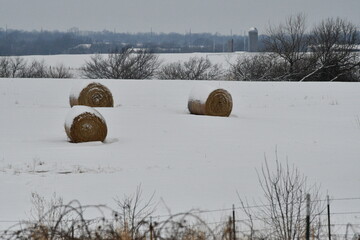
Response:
[1, 75, 360, 234]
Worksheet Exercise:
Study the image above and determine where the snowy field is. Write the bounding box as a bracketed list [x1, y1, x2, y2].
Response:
[21, 52, 254, 78]
[1, 59, 360, 235]
[22, 52, 246, 69]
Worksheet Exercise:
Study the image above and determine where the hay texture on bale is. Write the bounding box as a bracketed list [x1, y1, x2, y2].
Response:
[188, 85, 233, 117]
[69, 82, 114, 107]
[65, 106, 107, 143]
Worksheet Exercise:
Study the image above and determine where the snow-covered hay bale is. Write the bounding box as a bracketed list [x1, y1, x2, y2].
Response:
[65, 106, 107, 143]
[69, 82, 114, 107]
[188, 85, 233, 117]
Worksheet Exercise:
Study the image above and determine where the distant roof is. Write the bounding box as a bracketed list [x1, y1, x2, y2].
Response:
[249, 27, 258, 33]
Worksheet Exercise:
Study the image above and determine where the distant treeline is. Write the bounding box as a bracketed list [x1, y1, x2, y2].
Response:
[0, 28, 266, 56]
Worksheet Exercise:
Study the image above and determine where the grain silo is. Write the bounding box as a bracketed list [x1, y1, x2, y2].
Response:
[248, 27, 258, 52]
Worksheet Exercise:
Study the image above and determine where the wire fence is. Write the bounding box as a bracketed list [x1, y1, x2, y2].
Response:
[0, 196, 359, 239]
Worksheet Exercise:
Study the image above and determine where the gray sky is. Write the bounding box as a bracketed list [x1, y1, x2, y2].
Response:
[0, 0, 359, 35]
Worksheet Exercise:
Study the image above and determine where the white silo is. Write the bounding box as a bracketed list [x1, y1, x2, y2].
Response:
[248, 27, 258, 52]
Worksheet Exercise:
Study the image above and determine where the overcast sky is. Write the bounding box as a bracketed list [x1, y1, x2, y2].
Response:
[0, 0, 359, 35]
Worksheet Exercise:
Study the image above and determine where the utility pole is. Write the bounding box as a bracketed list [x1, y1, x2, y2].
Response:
[306, 194, 311, 240]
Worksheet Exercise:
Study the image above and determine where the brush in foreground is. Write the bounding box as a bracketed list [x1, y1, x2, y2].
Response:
[188, 85, 233, 117]
[69, 82, 114, 107]
[65, 106, 107, 143]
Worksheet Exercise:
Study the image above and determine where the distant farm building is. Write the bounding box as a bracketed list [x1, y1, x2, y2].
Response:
[248, 27, 258, 52]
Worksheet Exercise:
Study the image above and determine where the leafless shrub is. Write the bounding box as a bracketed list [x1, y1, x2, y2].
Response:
[157, 57, 224, 80]
[9, 57, 27, 78]
[0, 57, 12, 78]
[29, 192, 65, 228]
[227, 53, 319, 82]
[227, 54, 284, 81]
[47, 64, 73, 78]
[0, 57, 27, 78]
[21, 60, 49, 78]
[238, 151, 325, 240]
[81, 48, 160, 79]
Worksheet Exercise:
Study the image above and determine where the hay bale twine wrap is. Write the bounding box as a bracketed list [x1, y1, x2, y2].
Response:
[69, 82, 114, 107]
[188, 85, 233, 117]
[65, 106, 107, 143]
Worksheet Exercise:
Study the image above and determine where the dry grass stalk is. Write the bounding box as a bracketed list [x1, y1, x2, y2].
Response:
[29, 225, 49, 240]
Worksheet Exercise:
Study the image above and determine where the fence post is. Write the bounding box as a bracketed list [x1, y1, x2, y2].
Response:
[228, 216, 232, 240]
[150, 216, 154, 240]
[306, 194, 311, 240]
[71, 225, 74, 239]
[327, 195, 331, 240]
[232, 204, 236, 240]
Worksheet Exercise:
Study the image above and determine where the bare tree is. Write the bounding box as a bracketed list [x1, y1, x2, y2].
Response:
[239, 152, 325, 240]
[157, 57, 224, 80]
[114, 185, 157, 240]
[82, 48, 160, 79]
[9, 57, 27, 78]
[29, 192, 65, 228]
[264, 14, 311, 80]
[305, 17, 360, 81]
[19, 59, 49, 78]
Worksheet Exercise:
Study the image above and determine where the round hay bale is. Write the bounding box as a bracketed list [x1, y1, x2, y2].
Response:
[188, 86, 233, 117]
[69, 82, 114, 107]
[65, 106, 107, 143]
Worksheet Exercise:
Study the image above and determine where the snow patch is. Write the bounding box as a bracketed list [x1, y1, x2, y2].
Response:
[69, 81, 112, 103]
[188, 84, 217, 103]
[65, 105, 106, 130]
[69, 80, 89, 100]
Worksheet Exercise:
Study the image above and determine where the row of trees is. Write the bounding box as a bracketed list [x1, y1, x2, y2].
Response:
[0, 28, 259, 55]
[0, 52, 226, 80]
[81, 15, 359, 82]
[80, 48, 224, 80]
[0, 57, 73, 78]
[0, 30, 87, 55]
